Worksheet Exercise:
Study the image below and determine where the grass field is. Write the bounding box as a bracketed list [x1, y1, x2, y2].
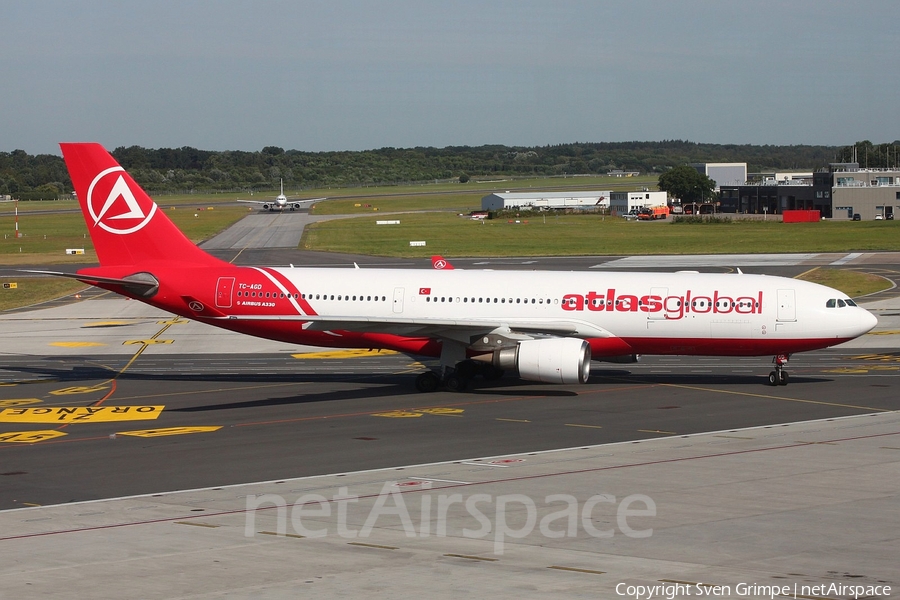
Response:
[796, 267, 891, 297]
[0, 205, 250, 265]
[302, 212, 900, 258]
[0, 278, 88, 311]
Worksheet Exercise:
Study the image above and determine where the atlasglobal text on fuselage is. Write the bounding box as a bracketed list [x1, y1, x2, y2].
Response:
[40, 143, 877, 392]
[561, 289, 764, 318]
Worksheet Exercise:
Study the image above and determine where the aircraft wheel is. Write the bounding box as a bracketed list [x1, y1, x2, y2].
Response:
[455, 360, 477, 379]
[482, 366, 505, 381]
[768, 371, 778, 386]
[415, 372, 440, 393]
[444, 374, 468, 392]
[777, 370, 789, 386]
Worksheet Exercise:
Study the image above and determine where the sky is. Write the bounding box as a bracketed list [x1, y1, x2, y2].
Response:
[2, 0, 898, 155]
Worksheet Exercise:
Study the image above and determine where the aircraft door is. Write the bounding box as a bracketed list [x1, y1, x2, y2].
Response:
[393, 287, 404, 313]
[776, 289, 796, 322]
[216, 277, 235, 308]
[648, 287, 667, 320]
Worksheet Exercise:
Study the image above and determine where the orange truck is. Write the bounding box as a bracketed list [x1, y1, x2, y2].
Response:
[637, 206, 669, 220]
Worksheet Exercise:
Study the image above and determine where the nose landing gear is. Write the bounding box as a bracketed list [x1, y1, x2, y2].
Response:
[768, 354, 790, 386]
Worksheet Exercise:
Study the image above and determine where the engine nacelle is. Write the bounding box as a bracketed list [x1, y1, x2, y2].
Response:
[262, 203, 271, 211]
[493, 338, 591, 384]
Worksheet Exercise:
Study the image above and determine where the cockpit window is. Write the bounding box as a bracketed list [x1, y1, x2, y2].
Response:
[837, 299, 846, 307]
[826, 299, 836, 308]
[845, 299, 858, 307]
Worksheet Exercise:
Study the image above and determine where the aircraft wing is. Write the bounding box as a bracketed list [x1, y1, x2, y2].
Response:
[237, 198, 326, 205]
[216, 313, 613, 341]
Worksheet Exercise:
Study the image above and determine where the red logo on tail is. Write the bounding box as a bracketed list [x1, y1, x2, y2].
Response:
[87, 166, 157, 234]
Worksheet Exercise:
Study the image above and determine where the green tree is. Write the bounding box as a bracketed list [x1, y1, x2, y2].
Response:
[657, 165, 716, 203]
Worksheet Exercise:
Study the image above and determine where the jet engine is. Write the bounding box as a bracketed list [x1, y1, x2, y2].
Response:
[491, 338, 591, 384]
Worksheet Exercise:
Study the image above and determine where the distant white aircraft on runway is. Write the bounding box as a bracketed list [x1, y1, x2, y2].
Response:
[238, 179, 325, 211]
[37, 143, 878, 391]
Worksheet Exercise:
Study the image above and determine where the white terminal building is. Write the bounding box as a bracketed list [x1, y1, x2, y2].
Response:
[482, 191, 612, 211]
[608, 191, 668, 215]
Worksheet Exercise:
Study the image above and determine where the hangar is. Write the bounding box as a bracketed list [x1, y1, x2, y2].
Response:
[482, 191, 611, 211]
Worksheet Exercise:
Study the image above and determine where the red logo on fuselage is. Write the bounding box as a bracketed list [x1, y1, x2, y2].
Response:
[561, 289, 763, 320]
[87, 166, 158, 235]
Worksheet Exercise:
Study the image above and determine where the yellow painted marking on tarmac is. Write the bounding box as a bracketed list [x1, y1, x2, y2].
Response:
[0, 399, 42, 407]
[496, 418, 530, 423]
[547, 565, 606, 575]
[638, 429, 677, 435]
[157, 319, 188, 325]
[823, 365, 899, 374]
[0, 378, 58, 386]
[372, 410, 425, 418]
[851, 353, 900, 361]
[565, 423, 603, 429]
[291, 349, 399, 359]
[0, 430, 67, 443]
[347, 542, 399, 550]
[175, 521, 220, 528]
[49, 384, 110, 396]
[867, 330, 900, 335]
[83, 321, 133, 327]
[443, 553, 499, 562]
[123, 339, 174, 345]
[49, 341, 106, 348]
[660, 383, 889, 412]
[116, 426, 222, 438]
[793, 266, 821, 280]
[0, 406, 163, 423]
[372, 407, 465, 418]
[259, 531, 305, 539]
[417, 408, 464, 416]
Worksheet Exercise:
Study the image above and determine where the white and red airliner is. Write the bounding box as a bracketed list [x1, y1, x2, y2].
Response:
[237, 179, 324, 211]
[42, 143, 877, 390]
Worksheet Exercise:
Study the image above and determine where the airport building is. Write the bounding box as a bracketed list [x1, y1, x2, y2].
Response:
[719, 164, 900, 220]
[608, 191, 668, 215]
[691, 162, 748, 189]
[481, 191, 611, 211]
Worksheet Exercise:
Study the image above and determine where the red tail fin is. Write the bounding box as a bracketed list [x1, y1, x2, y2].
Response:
[61, 143, 225, 268]
[431, 255, 454, 270]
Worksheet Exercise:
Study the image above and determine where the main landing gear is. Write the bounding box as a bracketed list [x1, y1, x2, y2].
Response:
[768, 354, 790, 386]
[414, 360, 504, 393]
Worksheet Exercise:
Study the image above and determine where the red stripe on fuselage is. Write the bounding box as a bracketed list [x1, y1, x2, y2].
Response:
[255, 267, 318, 316]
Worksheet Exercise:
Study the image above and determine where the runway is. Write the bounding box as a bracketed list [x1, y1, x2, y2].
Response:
[2, 239, 900, 596]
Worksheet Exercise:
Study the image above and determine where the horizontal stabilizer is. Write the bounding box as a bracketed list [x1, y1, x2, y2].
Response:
[21, 270, 159, 297]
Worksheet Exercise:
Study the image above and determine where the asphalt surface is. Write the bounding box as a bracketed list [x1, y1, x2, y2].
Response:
[1, 344, 899, 509]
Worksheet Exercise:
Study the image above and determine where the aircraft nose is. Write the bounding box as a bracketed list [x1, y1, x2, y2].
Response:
[859, 308, 879, 334]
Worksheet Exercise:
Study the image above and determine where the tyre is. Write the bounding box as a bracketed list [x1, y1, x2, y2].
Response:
[415, 372, 440, 393]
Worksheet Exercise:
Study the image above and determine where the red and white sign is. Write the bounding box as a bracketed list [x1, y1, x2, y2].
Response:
[419, 287, 431, 295]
